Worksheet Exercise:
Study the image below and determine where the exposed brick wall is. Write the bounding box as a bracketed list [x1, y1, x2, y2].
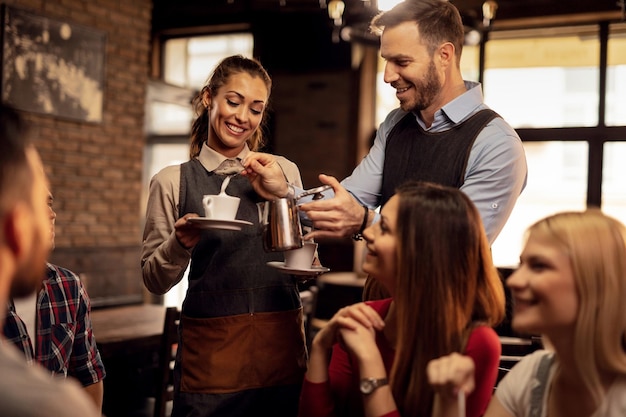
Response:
[3, 0, 152, 305]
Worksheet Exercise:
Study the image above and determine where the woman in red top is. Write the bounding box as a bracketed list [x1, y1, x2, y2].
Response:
[299, 181, 505, 417]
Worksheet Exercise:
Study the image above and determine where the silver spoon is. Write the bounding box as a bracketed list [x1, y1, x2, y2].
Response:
[296, 184, 332, 201]
[217, 159, 246, 194]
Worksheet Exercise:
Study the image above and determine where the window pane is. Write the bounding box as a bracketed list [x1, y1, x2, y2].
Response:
[186, 34, 254, 89]
[461, 44, 479, 83]
[491, 141, 588, 267]
[163, 33, 253, 90]
[147, 102, 193, 136]
[163, 39, 188, 87]
[602, 142, 626, 226]
[141, 142, 189, 221]
[606, 23, 626, 126]
[376, 55, 397, 126]
[483, 27, 600, 128]
[145, 80, 194, 136]
[140, 142, 191, 308]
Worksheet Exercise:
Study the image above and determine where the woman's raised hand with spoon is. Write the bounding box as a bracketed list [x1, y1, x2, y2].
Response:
[241, 152, 290, 200]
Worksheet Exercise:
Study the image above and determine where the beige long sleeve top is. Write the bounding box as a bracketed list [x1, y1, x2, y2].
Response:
[141, 142, 303, 295]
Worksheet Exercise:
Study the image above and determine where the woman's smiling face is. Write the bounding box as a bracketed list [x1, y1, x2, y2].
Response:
[362, 194, 399, 296]
[507, 234, 579, 338]
[206, 72, 268, 156]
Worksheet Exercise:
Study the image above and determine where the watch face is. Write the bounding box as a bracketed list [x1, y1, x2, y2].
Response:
[359, 378, 388, 395]
[360, 379, 374, 394]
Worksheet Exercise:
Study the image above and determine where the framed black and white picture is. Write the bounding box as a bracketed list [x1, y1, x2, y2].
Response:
[1, 5, 106, 123]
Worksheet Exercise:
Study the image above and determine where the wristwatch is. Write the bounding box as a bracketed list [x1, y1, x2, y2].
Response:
[359, 377, 389, 395]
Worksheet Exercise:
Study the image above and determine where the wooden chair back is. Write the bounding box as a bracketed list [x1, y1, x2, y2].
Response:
[154, 306, 180, 417]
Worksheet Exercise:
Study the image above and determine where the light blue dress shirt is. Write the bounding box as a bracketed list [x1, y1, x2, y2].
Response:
[298, 81, 528, 244]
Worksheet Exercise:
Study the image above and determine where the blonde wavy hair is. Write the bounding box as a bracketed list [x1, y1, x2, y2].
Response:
[526, 209, 626, 405]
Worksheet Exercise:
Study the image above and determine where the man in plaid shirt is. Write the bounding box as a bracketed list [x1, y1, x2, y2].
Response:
[3, 189, 106, 411]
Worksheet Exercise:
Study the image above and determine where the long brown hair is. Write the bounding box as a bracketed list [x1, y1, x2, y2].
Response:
[188, 55, 272, 158]
[390, 181, 505, 416]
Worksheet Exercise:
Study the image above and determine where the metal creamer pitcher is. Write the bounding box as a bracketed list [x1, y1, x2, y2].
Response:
[258, 197, 303, 252]
[258, 185, 331, 252]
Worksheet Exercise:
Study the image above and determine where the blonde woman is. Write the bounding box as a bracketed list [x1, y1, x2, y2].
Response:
[428, 209, 626, 416]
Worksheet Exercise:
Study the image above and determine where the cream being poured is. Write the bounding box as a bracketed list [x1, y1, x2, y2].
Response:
[217, 158, 244, 195]
[219, 175, 232, 194]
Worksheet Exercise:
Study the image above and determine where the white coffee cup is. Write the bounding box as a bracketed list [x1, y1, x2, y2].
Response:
[202, 193, 240, 221]
[284, 241, 318, 269]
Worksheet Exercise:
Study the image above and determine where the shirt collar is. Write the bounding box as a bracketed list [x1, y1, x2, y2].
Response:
[197, 142, 251, 172]
[440, 81, 484, 123]
[415, 80, 484, 130]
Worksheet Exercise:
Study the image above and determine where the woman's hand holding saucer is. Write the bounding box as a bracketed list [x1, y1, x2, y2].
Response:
[175, 213, 202, 249]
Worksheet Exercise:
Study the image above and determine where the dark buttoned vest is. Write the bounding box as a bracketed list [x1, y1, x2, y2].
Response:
[380, 109, 498, 206]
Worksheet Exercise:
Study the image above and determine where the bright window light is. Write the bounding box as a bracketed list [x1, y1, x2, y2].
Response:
[377, 0, 403, 11]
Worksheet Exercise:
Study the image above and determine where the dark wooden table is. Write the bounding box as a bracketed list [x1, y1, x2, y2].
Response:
[91, 303, 168, 416]
[312, 272, 366, 329]
[92, 303, 167, 360]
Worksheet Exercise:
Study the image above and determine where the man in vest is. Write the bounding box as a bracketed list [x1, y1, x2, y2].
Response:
[243, 0, 527, 298]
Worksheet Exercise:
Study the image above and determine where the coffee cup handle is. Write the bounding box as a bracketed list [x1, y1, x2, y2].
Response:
[202, 195, 213, 218]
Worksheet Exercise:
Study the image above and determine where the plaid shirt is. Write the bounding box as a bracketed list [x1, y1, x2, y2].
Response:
[3, 263, 106, 387]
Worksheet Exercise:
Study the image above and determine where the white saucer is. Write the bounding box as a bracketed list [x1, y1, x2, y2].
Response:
[187, 217, 253, 231]
[267, 261, 330, 276]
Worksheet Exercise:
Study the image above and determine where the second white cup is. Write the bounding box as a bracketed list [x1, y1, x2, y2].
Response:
[202, 194, 240, 221]
[284, 241, 318, 269]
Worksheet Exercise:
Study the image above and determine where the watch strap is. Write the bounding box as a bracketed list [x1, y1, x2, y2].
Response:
[360, 377, 389, 395]
[352, 204, 369, 241]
